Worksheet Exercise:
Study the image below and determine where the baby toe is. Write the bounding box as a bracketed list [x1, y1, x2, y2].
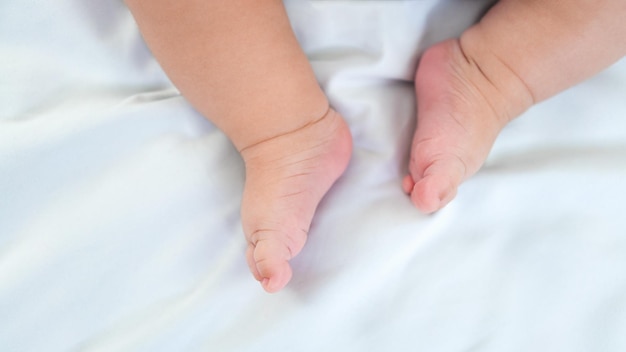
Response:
[402, 174, 416, 194]
[248, 229, 299, 293]
[411, 174, 457, 213]
[408, 155, 466, 213]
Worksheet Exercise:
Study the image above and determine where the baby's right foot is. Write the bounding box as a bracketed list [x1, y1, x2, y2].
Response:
[240, 108, 352, 293]
[404, 36, 533, 213]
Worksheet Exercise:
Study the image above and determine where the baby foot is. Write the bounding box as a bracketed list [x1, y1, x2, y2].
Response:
[240, 108, 352, 293]
[404, 38, 531, 213]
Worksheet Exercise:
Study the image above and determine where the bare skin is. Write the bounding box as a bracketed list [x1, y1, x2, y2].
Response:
[125, 0, 352, 293]
[404, 0, 626, 212]
[126, 0, 626, 292]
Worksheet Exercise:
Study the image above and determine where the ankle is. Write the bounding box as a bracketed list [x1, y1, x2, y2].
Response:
[233, 93, 331, 153]
[458, 26, 535, 124]
[240, 107, 351, 169]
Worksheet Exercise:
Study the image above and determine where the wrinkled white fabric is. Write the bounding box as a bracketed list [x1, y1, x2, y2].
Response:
[2, 0, 626, 351]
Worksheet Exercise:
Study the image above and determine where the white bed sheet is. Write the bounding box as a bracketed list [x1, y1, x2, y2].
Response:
[2, 0, 626, 351]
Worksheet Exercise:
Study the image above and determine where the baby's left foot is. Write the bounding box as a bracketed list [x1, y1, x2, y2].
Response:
[404, 37, 532, 213]
[240, 108, 352, 293]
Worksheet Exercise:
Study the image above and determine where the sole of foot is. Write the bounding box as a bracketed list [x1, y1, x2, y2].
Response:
[240, 108, 353, 293]
[404, 38, 513, 213]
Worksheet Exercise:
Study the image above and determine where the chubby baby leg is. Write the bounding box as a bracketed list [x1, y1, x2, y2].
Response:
[405, 0, 626, 212]
[127, 0, 353, 292]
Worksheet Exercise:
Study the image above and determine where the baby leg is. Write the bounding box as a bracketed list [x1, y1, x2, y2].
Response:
[405, 0, 626, 212]
[126, 0, 352, 292]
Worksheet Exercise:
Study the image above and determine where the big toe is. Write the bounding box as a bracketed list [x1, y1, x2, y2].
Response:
[406, 156, 466, 213]
[246, 229, 300, 293]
